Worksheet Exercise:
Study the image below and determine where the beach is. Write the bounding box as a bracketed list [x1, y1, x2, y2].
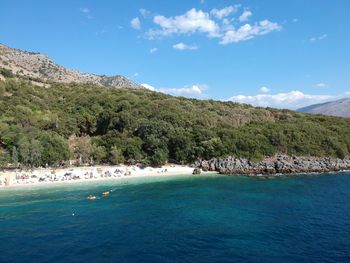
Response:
[0, 164, 205, 188]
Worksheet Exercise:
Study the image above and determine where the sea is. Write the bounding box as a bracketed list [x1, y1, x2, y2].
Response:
[1, 172, 350, 263]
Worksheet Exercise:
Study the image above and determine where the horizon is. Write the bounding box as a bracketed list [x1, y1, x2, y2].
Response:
[1, 0, 350, 109]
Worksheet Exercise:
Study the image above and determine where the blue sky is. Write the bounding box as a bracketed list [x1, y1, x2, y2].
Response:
[1, 0, 349, 109]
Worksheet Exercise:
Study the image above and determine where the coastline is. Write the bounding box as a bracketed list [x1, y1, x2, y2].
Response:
[2, 156, 350, 190]
[245, 170, 350, 179]
[0, 164, 215, 189]
[195, 155, 350, 176]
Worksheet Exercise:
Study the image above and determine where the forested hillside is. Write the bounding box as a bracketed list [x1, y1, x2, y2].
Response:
[1, 78, 350, 167]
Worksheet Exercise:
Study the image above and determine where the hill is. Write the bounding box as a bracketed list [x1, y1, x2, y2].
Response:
[0, 77, 349, 167]
[0, 43, 140, 88]
[298, 98, 350, 118]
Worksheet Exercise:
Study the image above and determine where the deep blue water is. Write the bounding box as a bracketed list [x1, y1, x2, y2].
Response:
[1, 173, 350, 263]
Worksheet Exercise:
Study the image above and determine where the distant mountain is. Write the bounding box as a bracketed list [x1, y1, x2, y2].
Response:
[0, 43, 141, 89]
[298, 98, 350, 118]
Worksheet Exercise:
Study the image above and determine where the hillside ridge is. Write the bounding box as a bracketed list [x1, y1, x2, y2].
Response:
[298, 98, 350, 118]
[0, 43, 141, 89]
[0, 78, 349, 168]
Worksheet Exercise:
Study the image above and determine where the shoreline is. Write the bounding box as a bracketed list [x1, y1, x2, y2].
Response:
[196, 155, 350, 176]
[0, 164, 216, 189]
[2, 159, 350, 190]
[244, 169, 350, 179]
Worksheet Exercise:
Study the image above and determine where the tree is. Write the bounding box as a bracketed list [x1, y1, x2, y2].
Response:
[109, 146, 124, 165]
[68, 135, 92, 165]
[0, 67, 14, 78]
[92, 145, 107, 164]
[30, 139, 42, 167]
[150, 148, 168, 166]
[123, 137, 143, 162]
[40, 132, 69, 166]
[18, 137, 30, 166]
[11, 146, 18, 167]
[200, 137, 225, 160]
[169, 129, 195, 163]
[0, 148, 10, 167]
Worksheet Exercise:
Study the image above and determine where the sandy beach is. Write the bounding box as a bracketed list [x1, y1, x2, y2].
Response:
[0, 165, 209, 189]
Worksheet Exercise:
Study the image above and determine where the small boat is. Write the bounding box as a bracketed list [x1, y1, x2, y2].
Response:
[102, 191, 110, 196]
[87, 195, 96, 200]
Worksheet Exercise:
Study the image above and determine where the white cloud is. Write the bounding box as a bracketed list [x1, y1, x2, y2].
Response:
[80, 7, 89, 13]
[141, 83, 207, 97]
[150, 47, 158, 53]
[239, 10, 252, 22]
[80, 7, 93, 19]
[345, 91, 350, 96]
[147, 8, 220, 38]
[141, 83, 156, 91]
[210, 5, 239, 19]
[260, 86, 270, 93]
[316, 83, 327, 88]
[220, 20, 281, 44]
[310, 34, 327, 42]
[145, 7, 281, 44]
[228, 90, 333, 109]
[131, 17, 141, 30]
[139, 8, 150, 18]
[221, 18, 234, 31]
[173, 42, 198, 50]
[160, 84, 208, 97]
[222, 18, 230, 25]
[292, 18, 298, 22]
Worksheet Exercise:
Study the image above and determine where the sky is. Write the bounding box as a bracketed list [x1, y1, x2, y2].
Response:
[1, 0, 349, 109]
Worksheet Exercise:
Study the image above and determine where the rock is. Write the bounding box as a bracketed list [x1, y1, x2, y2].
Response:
[192, 168, 202, 175]
[200, 160, 209, 171]
[194, 155, 350, 177]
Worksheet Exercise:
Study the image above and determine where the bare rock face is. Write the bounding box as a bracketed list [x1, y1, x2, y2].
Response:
[194, 155, 350, 176]
[0, 43, 141, 89]
[298, 98, 350, 118]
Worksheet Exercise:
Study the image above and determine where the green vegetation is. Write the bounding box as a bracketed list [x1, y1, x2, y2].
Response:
[0, 78, 350, 167]
[0, 67, 14, 78]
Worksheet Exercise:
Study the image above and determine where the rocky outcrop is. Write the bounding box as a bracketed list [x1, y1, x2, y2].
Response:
[194, 155, 350, 176]
[0, 43, 141, 89]
[192, 168, 202, 174]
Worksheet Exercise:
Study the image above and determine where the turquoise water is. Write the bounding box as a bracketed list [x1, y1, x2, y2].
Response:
[1, 173, 350, 262]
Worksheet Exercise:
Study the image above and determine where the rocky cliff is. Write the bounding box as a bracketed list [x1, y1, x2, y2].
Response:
[0, 43, 141, 89]
[195, 155, 350, 176]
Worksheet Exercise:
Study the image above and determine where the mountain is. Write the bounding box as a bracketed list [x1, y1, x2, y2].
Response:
[0, 45, 350, 168]
[298, 98, 350, 118]
[0, 43, 140, 88]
